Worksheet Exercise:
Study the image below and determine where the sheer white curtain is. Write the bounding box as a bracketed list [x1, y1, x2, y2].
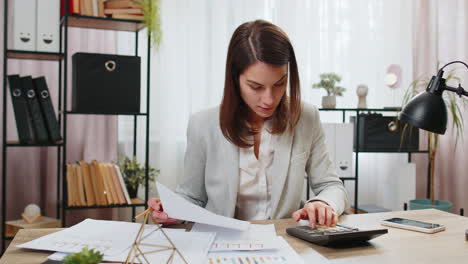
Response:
[412, 0, 468, 213]
[117, 0, 414, 209]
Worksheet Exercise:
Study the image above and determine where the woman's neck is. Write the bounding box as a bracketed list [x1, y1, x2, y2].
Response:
[248, 111, 265, 131]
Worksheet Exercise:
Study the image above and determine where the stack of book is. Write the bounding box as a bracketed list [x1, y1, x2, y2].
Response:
[61, 0, 145, 21]
[61, 0, 106, 17]
[104, 0, 144, 21]
[66, 161, 133, 207]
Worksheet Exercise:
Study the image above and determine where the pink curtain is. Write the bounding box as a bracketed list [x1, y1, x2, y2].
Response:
[0, 0, 119, 231]
[413, 0, 468, 213]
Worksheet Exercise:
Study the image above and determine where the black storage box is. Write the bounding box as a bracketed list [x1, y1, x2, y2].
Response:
[350, 113, 419, 151]
[72, 52, 141, 113]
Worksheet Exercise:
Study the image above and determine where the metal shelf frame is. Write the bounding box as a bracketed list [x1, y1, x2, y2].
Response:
[308, 108, 430, 214]
[1, 2, 152, 252]
[59, 3, 152, 227]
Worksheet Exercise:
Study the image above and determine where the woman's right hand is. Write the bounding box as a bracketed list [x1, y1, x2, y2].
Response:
[147, 198, 180, 225]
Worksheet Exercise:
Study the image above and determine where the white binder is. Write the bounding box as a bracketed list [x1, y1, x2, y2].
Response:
[322, 123, 354, 177]
[334, 123, 354, 177]
[10, 0, 37, 51]
[36, 0, 60, 52]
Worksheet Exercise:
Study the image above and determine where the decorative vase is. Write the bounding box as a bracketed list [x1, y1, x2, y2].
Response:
[322, 96, 336, 108]
[356, 84, 368, 108]
[127, 186, 138, 199]
[409, 199, 452, 212]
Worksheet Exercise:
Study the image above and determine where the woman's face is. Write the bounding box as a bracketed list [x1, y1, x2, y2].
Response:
[239, 61, 288, 121]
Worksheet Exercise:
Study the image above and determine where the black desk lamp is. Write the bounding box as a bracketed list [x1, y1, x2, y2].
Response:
[399, 61, 468, 134]
[399, 61, 467, 221]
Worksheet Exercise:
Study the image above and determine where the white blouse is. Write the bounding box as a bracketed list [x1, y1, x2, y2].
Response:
[235, 123, 276, 221]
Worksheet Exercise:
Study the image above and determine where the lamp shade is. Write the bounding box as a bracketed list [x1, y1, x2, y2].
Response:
[398, 91, 448, 134]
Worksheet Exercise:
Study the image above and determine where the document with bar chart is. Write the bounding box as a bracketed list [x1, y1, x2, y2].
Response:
[211, 240, 278, 251]
[206, 237, 305, 264]
[208, 255, 292, 264]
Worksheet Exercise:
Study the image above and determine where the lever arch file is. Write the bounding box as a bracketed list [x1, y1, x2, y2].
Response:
[11, 0, 37, 51]
[7, 75, 34, 144]
[33, 77, 62, 143]
[36, 0, 60, 52]
[21, 76, 49, 143]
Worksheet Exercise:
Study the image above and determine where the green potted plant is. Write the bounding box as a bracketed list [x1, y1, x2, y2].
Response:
[312, 73, 346, 108]
[117, 155, 159, 199]
[401, 64, 466, 212]
[138, 0, 162, 48]
[63, 247, 103, 264]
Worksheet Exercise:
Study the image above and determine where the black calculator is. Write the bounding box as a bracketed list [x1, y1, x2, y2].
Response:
[286, 224, 388, 247]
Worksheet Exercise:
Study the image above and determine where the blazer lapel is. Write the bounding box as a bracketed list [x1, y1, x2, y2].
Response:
[222, 139, 239, 217]
[270, 129, 294, 216]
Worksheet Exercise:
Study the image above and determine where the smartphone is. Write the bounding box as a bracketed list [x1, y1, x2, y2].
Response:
[381, 217, 445, 233]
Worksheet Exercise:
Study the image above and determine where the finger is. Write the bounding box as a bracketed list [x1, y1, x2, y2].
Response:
[317, 207, 325, 226]
[147, 198, 162, 210]
[147, 198, 160, 207]
[295, 208, 309, 221]
[292, 210, 301, 221]
[332, 213, 338, 227]
[325, 207, 333, 226]
[305, 207, 316, 228]
[300, 209, 309, 220]
[152, 210, 168, 220]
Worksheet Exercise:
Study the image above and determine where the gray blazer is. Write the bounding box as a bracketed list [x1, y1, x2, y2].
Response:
[175, 103, 349, 219]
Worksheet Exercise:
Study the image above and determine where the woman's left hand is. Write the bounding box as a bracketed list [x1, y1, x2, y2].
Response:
[292, 201, 338, 228]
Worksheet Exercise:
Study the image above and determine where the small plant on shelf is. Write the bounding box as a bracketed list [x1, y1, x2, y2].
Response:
[312, 72, 346, 108]
[116, 155, 159, 199]
[63, 247, 103, 264]
[138, 0, 162, 48]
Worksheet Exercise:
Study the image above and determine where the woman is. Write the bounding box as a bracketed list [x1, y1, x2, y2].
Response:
[149, 20, 348, 228]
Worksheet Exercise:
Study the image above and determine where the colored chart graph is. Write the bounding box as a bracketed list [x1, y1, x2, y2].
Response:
[211, 241, 266, 251]
[208, 256, 289, 264]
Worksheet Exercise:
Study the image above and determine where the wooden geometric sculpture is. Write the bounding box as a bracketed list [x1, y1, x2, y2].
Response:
[125, 208, 188, 264]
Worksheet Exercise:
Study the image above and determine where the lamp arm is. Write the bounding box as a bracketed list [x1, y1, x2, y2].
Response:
[435, 60, 468, 97]
[445, 84, 468, 98]
[438, 60, 468, 75]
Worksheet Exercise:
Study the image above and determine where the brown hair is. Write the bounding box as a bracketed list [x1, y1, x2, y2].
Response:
[220, 20, 302, 148]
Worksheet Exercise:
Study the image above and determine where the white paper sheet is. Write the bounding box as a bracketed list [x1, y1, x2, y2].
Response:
[191, 223, 276, 240]
[18, 219, 148, 255]
[209, 239, 284, 251]
[156, 182, 250, 231]
[106, 229, 216, 264]
[191, 223, 279, 251]
[47, 252, 68, 261]
[21, 218, 215, 264]
[47, 230, 216, 264]
[207, 236, 305, 264]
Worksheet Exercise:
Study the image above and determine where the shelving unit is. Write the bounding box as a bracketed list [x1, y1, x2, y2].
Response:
[1, 0, 63, 252]
[1, 2, 152, 252]
[309, 108, 430, 214]
[59, 7, 152, 227]
[6, 50, 64, 61]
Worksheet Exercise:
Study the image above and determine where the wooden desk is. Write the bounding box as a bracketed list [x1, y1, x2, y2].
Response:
[1, 209, 467, 264]
[255, 209, 468, 264]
